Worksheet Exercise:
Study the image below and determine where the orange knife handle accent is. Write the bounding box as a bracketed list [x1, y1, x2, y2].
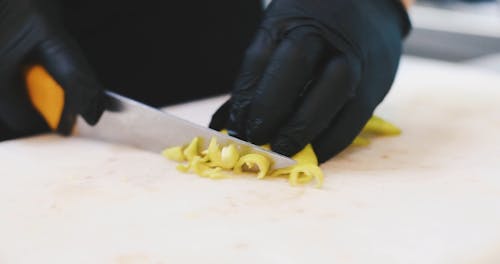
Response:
[25, 65, 65, 131]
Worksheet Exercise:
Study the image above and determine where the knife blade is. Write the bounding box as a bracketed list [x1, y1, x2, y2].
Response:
[76, 92, 296, 169]
[26, 65, 296, 169]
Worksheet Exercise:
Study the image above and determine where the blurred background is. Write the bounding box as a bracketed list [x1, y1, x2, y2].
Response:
[263, 0, 500, 73]
[405, 0, 500, 73]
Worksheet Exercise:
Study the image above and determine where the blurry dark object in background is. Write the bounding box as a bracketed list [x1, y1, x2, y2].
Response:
[419, 0, 496, 4]
[403, 0, 500, 64]
[461, 0, 496, 2]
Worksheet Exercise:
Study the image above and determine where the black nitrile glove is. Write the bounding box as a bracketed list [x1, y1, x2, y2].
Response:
[210, 0, 411, 163]
[0, 0, 106, 141]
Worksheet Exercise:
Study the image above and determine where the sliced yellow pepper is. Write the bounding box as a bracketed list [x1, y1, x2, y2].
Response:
[349, 116, 401, 147]
[190, 156, 211, 176]
[176, 163, 190, 173]
[163, 115, 401, 188]
[183, 137, 201, 161]
[205, 137, 222, 166]
[220, 144, 240, 169]
[269, 144, 323, 187]
[202, 167, 228, 179]
[234, 153, 271, 179]
[351, 136, 371, 147]
[289, 164, 324, 188]
[162, 146, 186, 162]
[292, 144, 318, 165]
[363, 116, 401, 136]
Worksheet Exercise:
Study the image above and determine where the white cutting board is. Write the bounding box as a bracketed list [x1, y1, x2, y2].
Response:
[0, 57, 499, 264]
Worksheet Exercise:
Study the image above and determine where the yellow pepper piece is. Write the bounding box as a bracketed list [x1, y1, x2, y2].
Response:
[189, 156, 208, 175]
[176, 155, 227, 179]
[351, 136, 371, 147]
[269, 167, 292, 178]
[363, 116, 401, 136]
[162, 146, 186, 162]
[234, 153, 271, 179]
[289, 164, 324, 188]
[269, 144, 323, 187]
[202, 167, 229, 179]
[176, 163, 190, 173]
[291, 144, 318, 165]
[169, 137, 230, 179]
[183, 137, 201, 161]
[206, 137, 222, 165]
[261, 144, 271, 151]
[204, 137, 239, 170]
[220, 144, 240, 169]
[349, 116, 401, 147]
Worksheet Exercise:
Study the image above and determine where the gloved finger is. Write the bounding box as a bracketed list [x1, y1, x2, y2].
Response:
[245, 26, 327, 145]
[226, 29, 276, 139]
[209, 99, 231, 131]
[271, 55, 355, 157]
[0, 74, 50, 138]
[0, 119, 15, 141]
[36, 36, 105, 134]
[312, 97, 375, 163]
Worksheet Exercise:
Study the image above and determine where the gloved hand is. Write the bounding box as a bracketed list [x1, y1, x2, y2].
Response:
[210, 0, 411, 163]
[0, 0, 106, 141]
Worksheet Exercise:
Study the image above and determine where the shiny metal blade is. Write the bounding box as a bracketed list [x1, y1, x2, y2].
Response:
[75, 91, 296, 169]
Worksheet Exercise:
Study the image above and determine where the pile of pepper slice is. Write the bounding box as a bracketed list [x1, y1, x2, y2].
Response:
[162, 116, 401, 188]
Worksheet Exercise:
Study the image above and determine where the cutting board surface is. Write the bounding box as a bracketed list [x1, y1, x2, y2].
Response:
[1, 57, 500, 264]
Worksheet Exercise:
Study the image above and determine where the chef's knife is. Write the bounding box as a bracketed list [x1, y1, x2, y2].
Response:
[25, 65, 296, 169]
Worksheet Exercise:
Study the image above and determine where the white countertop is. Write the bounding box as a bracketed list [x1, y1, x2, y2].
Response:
[0, 57, 499, 264]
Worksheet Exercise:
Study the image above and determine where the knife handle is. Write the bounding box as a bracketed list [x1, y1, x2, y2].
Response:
[25, 65, 65, 131]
